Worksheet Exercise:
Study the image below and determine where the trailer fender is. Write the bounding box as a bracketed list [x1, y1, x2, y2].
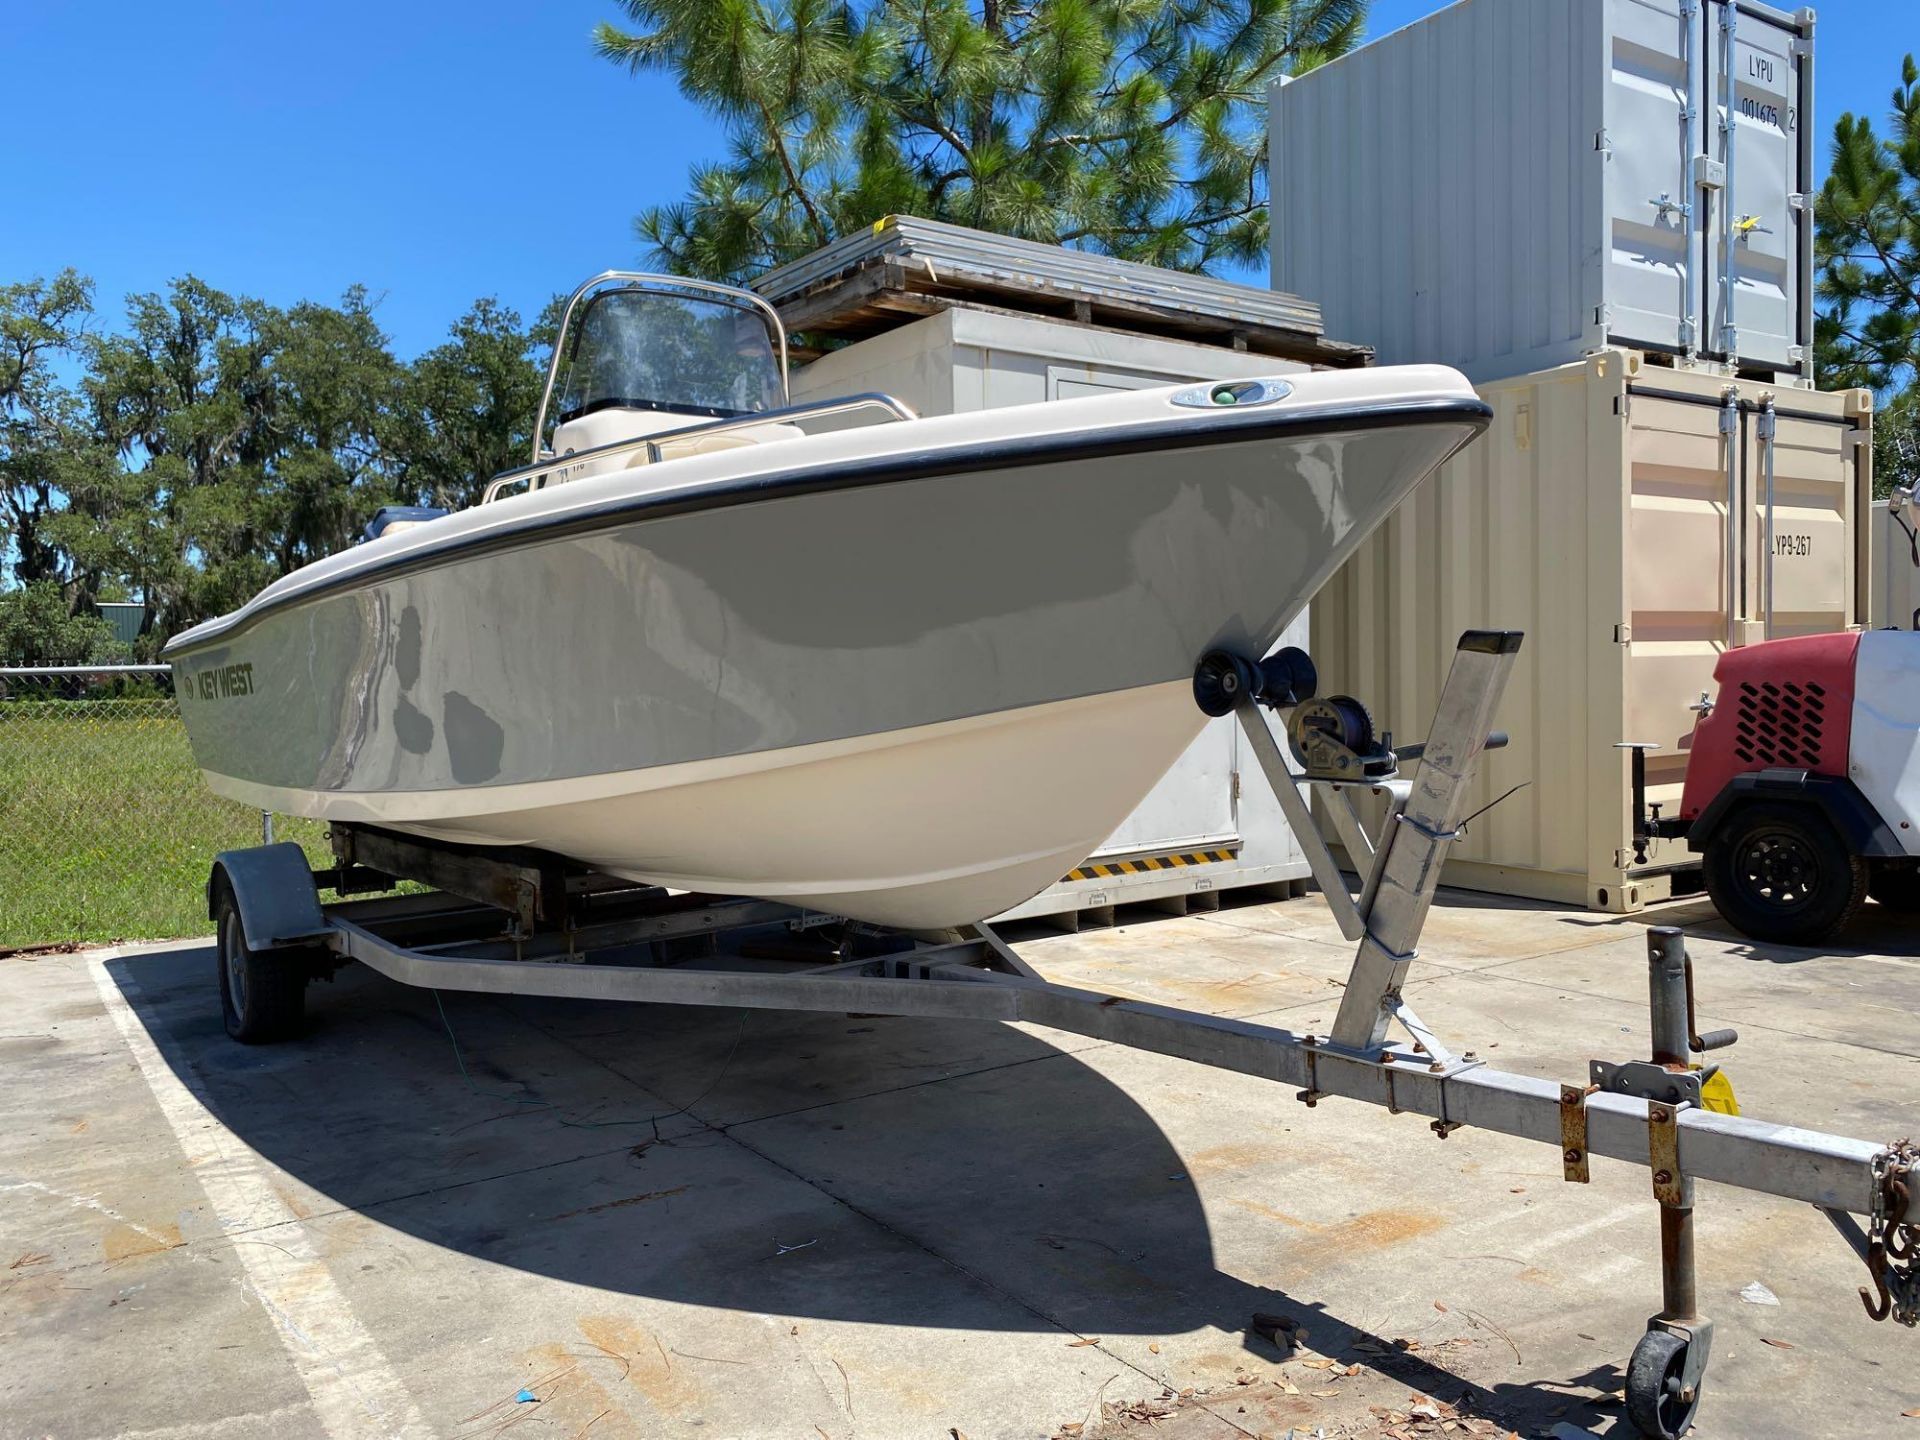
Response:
[1688, 770, 1906, 860]
[207, 843, 330, 951]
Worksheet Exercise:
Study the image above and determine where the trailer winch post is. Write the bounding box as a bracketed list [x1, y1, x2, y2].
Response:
[1330, 631, 1522, 1051]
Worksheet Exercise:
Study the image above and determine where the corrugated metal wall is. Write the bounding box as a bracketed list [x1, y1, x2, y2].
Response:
[1270, 0, 1814, 384]
[1272, 0, 1605, 382]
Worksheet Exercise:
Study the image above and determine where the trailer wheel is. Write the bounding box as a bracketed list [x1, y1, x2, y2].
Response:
[1702, 802, 1867, 944]
[1869, 860, 1920, 913]
[214, 885, 308, 1044]
[1625, 1329, 1702, 1440]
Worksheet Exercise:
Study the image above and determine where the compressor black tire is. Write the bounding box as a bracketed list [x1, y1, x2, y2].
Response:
[214, 885, 308, 1044]
[1625, 1329, 1703, 1440]
[1869, 861, 1920, 913]
[1704, 802, 1868, 944]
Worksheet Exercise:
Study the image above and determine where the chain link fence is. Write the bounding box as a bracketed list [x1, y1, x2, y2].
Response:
[0, 666, 328, 947]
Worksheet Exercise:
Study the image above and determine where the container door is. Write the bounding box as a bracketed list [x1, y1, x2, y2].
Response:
[1604, 0, 1701, 356]
[1047, 364, 1241, 856]
[1744, 405, 1858, 640]
[1624, 390, 1737, 811]
[1705, 0, 1806, 372]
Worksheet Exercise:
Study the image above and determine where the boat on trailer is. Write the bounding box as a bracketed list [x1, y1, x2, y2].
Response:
[165, 270, 1490, 928]
[198, 626, 1920, 1440]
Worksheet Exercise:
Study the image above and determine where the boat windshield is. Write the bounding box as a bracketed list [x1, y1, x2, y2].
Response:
[553, 287, 784, 425]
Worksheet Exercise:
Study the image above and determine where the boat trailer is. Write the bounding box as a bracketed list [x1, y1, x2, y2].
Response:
[206, 631, 1919, 1440]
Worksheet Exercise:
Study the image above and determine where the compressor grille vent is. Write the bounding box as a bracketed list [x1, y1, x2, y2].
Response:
[1733, 680, 1827, 768]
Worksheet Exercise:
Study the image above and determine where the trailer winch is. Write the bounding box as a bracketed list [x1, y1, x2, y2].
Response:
[205, 630, 1919, 1440]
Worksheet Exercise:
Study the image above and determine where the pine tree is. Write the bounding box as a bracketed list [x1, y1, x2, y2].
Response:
[596, 0, 1367, 282]
[1816, 53, 1920, 496]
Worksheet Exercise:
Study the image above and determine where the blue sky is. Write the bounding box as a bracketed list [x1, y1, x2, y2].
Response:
[1, 0, 1914, 359]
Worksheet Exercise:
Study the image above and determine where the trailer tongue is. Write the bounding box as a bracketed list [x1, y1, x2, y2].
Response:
[206, 630, 1920, 1440]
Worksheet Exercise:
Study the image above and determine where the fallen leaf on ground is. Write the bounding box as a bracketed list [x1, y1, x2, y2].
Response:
[1760, 1337, 1795, 1350]
[1250, 1311, 1301, 1344]
[1433, 1300, 1449, 1313]
[1067, 1338, 1100, 1348]
[1147, 1343, 1160, 1354]
[1312, 1388, 1341, 1399]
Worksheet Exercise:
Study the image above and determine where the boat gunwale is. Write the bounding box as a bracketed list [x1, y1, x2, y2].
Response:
[163, 394, 1492, 659]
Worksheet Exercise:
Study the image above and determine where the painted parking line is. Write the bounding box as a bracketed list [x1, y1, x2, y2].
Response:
[90, 948, 434, 1440]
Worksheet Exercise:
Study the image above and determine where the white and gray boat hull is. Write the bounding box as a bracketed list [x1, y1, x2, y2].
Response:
[168, 370, 1490, 927]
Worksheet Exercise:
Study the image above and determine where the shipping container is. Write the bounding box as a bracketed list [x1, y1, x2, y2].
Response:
[1873, 497, 1920, 630]
[1311, 348, 1872, 911]
[95, 601, 146, 649]
[1270, 0, 1816, 385]
[793, 305, 1316, 923]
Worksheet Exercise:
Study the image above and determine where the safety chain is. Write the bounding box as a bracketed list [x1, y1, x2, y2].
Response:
[1862, 1140, 1920, 1326]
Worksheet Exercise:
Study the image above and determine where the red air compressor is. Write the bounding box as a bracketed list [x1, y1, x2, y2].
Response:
[1635, 630, 1920, 943]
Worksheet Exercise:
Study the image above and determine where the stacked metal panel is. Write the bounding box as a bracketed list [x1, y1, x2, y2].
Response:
[757, 214, 1369, 366]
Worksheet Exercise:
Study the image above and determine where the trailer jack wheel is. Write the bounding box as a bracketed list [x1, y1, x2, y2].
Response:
[215, 886, 308, 1044]
[1625, 1328, 1703, 1439]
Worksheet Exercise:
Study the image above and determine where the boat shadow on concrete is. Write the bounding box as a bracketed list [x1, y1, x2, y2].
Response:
[106, 938, 1619, 1435]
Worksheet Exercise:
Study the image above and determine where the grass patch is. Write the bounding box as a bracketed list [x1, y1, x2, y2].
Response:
[0, 700, 329, 946]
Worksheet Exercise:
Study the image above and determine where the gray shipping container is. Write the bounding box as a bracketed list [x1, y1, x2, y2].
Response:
[1270, 0, 1815, 385]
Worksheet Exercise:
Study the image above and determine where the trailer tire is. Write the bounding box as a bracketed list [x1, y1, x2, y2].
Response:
[1703, 802, 1867, 945]
[1869, 860, 1920, 913]
[214, 884, 308, 1044]
[1625, 1329, 1702, 1440]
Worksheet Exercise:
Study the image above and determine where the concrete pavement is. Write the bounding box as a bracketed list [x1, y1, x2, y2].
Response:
[1, 888, 1916, 1439]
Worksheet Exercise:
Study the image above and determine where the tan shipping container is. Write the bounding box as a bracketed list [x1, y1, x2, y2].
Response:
[1311, 349, 1873, 912]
